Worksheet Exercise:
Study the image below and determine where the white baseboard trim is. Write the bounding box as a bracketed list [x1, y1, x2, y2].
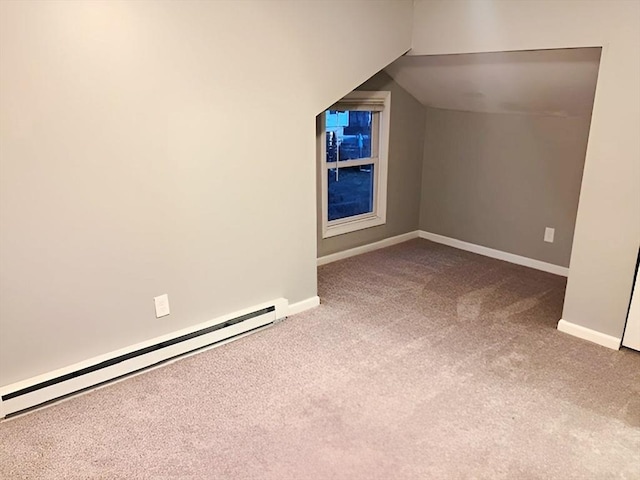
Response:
[317, 231, 419, 266]
[0, 298, 288, 418]
[418, 231, 569, 277]
[557, 319, 621, 350]
[287, 296, 320, 317]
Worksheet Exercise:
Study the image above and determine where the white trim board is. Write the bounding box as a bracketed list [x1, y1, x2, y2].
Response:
[418, 231, 569, 277]
[317, 231, 419, 266]
[0, 298, 288, 418]
[557, 319, 621, 350]
[287, 296, 320, 317]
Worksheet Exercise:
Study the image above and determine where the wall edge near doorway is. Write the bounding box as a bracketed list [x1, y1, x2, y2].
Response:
[557, 319, 621, 350]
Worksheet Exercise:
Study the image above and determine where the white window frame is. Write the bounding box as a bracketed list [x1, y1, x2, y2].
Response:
[320, 90, 390, 238]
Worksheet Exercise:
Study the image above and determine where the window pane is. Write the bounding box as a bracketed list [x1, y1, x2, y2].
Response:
[328, 165, 374, 221]
[325, 110, 372, 162]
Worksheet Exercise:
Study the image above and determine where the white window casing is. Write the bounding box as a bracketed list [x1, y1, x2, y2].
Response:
[320, 91, 390, 238]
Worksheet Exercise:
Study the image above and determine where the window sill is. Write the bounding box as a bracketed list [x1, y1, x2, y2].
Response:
[322, 215, 386, 238]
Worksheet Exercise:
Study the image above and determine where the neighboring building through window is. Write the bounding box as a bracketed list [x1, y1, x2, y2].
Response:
[320, 91, 390, 238]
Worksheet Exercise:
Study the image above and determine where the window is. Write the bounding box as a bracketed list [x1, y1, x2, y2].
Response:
[320, 91, 390, 238]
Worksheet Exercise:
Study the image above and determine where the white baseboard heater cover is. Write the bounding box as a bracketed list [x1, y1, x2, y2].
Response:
[0, 298, 288, 418]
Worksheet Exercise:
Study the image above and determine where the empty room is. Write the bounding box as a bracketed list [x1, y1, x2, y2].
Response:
[1, 1, 639, 479]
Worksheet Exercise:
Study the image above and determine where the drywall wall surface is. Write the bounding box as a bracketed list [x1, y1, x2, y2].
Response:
[317, 71, 425, 257]
[300, 2, 414, 114]
[385, 48, 602, 117]
[412, 0, 640, 339]
[0, 0, 412, 386]
[420, 108, 590, 267]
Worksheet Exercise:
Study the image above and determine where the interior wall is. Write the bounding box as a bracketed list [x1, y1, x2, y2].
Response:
[420, 108, 591, 268]
[317, 71, 426, 257]
[411, 0, 640, 339]
[0, 0, 413, 387]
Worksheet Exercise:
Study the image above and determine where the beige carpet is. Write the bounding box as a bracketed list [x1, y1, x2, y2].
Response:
[1, 239, 639, 479]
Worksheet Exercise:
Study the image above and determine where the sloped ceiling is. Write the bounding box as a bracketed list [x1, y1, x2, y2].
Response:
[384, 48, 601, 117]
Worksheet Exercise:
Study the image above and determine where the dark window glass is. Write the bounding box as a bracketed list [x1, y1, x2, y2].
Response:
[328, 165, 374, 221]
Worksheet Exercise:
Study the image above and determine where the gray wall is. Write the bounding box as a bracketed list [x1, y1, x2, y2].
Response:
[419, 108, 591, 267]
[412, 0, 640, 341]
[317, 71, 426, 257]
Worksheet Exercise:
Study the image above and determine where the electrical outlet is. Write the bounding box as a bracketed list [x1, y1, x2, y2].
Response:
[154, 294, 170, 318]
[544, 227, 555, 243]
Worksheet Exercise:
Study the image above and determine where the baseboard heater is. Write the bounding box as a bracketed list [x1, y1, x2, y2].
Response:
[0, 298, 288, 418]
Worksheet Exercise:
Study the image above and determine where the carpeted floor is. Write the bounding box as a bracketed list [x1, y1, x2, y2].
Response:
[1, 239, 639, 479]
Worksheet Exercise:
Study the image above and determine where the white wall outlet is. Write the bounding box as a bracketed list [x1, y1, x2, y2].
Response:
[544, 227, 555, 243]
[154, 294, 170, 318]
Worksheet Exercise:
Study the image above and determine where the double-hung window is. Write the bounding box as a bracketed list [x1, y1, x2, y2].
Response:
[320, 91, 390, 238]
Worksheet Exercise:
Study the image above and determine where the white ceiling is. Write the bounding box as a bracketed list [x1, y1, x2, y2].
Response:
[384, 48, 601, 117]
